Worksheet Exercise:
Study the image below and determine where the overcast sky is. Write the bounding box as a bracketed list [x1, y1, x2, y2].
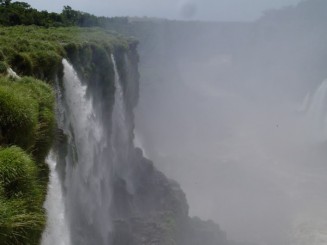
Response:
[21, 0, 303, 21]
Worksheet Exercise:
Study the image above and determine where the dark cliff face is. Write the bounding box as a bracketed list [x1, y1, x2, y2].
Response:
[60, 41, 230, 245]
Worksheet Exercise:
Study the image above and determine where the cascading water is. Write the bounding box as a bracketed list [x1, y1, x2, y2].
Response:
[43, 55, 131, 245]
[110, 54, 131, 174]
[289, 78, 327, 245]
[61, 58, 111, 244]
[41, 152, 71, 245]
[305, 79, 327, 142]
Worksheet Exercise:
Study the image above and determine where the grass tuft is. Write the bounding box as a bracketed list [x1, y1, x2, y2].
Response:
[0, 147, 45, 245]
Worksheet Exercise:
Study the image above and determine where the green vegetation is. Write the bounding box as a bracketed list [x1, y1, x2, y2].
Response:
[0, 79, 38, 150]
[0, 146, 45, 245]
[0, 61, 7, 74]
[0, 77, 54, 244]
[0, 77, 54, 154]
[0, 147, 41, 202]
[0, 1, 136, 85]
[0, 25, 133, 81]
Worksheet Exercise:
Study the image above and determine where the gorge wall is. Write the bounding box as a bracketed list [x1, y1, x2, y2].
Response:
[53, 32, 230, 245]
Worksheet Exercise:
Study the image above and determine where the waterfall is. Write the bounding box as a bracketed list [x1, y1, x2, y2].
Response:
[288, 78, 327, 244]
[305, 79, 327, 141]
[110, 54, 131, 174]
[42, 55, 130, 245]
[41, 153, 71, 245]
[62, 58, 110, 245]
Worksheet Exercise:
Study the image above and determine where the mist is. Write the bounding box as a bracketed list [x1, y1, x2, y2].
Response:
[4, 0, 327, 244]
[132, 1, 327, 244]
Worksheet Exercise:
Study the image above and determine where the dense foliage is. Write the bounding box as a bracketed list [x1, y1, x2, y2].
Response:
[0, 25, 132, 82]
[0, 146, 46, 245]
[0, 76, 55, 160]
[0, 0, 128, 27]
[0, 76, 55, 244]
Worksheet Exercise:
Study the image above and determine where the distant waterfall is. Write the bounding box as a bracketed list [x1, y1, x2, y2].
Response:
[42, 56, 130, 245]
[305, 79, 327, 141]
[289, 78, 327, 244]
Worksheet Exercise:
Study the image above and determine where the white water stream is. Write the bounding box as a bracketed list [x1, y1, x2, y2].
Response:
[289, 79, 327, 245]
[41, 153, 71, 245]
[43, 56, 129, 245]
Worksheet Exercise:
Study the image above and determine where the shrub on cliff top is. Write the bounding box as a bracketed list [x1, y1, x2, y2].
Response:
[16, 77, 56, 162]
[0, 77, 55, 162]
[8, 52, 33, 75]
[0, 147, 39, 200]
[0, 81, 38, 150]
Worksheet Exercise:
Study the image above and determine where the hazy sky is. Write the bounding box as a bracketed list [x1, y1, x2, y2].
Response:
[22, 0, 302, 21]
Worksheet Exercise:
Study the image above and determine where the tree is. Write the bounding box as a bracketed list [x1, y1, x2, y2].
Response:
[12, 2, 31, 9]
[62, 5, 80, 25]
